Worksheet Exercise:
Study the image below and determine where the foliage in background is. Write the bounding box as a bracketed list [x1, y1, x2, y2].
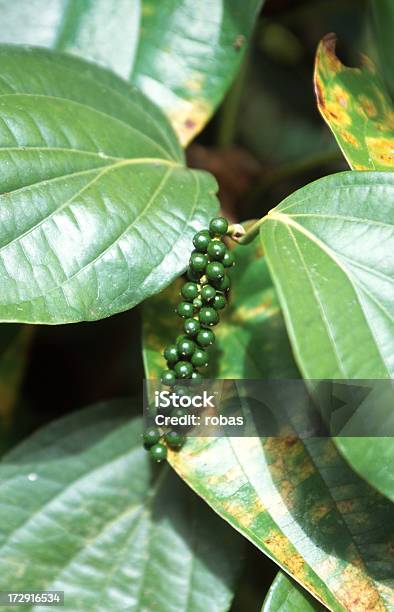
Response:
[371, 0, 394, 98]
[0, 326, 33, 454]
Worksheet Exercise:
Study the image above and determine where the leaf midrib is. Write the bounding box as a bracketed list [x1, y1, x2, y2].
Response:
[0, 48, 181, 161]
[45, 466, 170, 603]
[0, 92, 176, 162]
[284, 222, 348, 379]
[277, 179, 394, 215]
[0, 164, 175, 319]
[0, 158, 179, 256]
[0, 146, 124, 159]
[0, 443, 143, 555]
[264, 211, 391, 378]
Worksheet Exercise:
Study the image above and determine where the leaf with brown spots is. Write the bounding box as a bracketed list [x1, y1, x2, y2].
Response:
[168, 435, 394, 611]
[142, 237, 394, 611]
[314, 33, 394, 170]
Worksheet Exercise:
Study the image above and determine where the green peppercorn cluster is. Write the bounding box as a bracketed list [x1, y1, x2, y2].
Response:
[143, 217, 234, 463]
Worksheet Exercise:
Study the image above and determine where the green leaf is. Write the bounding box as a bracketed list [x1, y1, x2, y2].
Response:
[0, 46, 218, 324]
[371, 0, 394, 97]
[0, 400, 243, 611]
[335, 437, 394, 503]
[262, 572, 325, 611]
[260, 170, 394, 505]
[0, 0, 263, 145]
[314, 33, 394, 171]
[260, 171, 394, 379]
[142, 232, 299, 380]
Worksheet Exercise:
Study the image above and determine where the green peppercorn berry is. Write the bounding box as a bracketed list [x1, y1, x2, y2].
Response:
[213, 274, 231, 292]
[181, 281, 199, 301]
[176, 333, 187, 343]
[187, 267, 202, 282]
[206, 261, 225, 282]
[193, 229, 211, 252]
[191, 371, 203, 382]
[174, 385, 189, 397]
[184, 318, 201, 337]
[199, 306, 219, 327]
[213, 294, 227, 310]
[176, 337, 196, 359]
[171, 407, 188, 419]
[193, 298, 203, 309]
[163, 344, 178, 364]
[223, 250, 235, 267]
[196, 329, 215, 346]
[165, 430, 185, 449]
[209, 216, 229, 236]
[207, 240, 226, 261]
[150, 443, 167, 462]
[191, 348, 209, 367]
[190, 251, 208, 272]
[177, 301, 194, 318]
[143, 427, 161, 448]
[201, 284, 216, 302]
[161, 369, 176, 386]
[174, 360, 193, 379]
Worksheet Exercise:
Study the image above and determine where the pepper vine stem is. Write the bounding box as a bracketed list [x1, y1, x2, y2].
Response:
[227, 217, 266, 245]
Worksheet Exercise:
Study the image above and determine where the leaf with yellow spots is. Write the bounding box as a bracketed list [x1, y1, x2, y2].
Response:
[142, 234, 394, 611]
[168, 434, 394, 611]
[0, 0, 263, 146]
[314, 33, 394, 170]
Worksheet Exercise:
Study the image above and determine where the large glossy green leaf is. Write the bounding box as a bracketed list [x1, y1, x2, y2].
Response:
[143, 236, 299, 380]
[371, 0, 394, 97]
[314, 33, 394, 171]
[0, 400, 243, 611]
[143, 239, 394, 611]
[262, 572, 325, 611]
[260, 170, 394, 503]
[0, 46, 218, 324]
[0, 0, 262, 145]
[260, 171, 394, 379]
